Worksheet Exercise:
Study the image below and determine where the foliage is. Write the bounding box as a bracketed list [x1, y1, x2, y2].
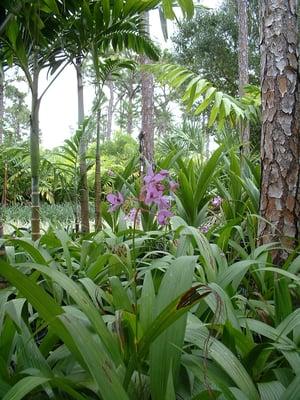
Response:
[172, 0, 260, 95]
[0, 208, 299, 399]
[148, 63, 260, 133]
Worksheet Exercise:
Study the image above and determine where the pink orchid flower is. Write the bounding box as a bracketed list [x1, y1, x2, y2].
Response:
[107, 192, 124, 212]
[157, 209, 173, 225]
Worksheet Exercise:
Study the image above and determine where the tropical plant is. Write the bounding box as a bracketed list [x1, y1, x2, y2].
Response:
[148, 63, 261, 131]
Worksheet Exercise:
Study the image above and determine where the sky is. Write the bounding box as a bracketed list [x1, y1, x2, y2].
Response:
[38, 0, 222, 149]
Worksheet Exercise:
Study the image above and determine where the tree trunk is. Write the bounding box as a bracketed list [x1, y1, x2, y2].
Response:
[95, 108, 102, 231]
[258, 0, 299, 264]
[2, 163, 7, 207]
[30, 62, 41, 241]
[0, 65, 4, 144]
[140, 12, 155, 172]
[237, 0, 250, 154]
[76, 58, 90, 233]
[106, 79, 114, 140]
[0, 65, 4, 249]
[127, 94, 133, 135]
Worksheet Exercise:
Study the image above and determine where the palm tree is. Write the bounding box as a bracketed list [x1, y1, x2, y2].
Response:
[59, 0, 162, 233]
[0, 1, 70, 240]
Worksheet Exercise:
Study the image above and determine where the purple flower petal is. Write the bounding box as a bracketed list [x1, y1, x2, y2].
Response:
[107, 192, 124, 212]
[157, 209, 173, 225]
[170, 180, 179, 192]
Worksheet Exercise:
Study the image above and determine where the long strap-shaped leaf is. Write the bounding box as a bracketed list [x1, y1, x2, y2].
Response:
[0, 261, 129, 400]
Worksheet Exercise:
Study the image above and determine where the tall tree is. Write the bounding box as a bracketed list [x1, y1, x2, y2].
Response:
[140, 12, 155, 172]
[75, 56, 90, 233]
[237, 0, 250, 153]
[0, 64, 4, 250]
[106, 78, 114, 140]
[172, 0, 259, 95]
[0, 1, 70, 240]
[259, 0, 299, 263]
[0, 65, 4, 144]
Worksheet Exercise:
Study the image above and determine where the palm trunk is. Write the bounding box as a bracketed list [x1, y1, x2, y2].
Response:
[106, 79, 114, 140]
[95, 108, 102, 231]
[140, 12, 154, 172]
[76, 57, 90, 233]
[0, 65, 4, 143]
[30, 60, 41, 241]
[0, 65, 4, 249]
[237, 0, 250, 154]
[258, 0, 299, 264]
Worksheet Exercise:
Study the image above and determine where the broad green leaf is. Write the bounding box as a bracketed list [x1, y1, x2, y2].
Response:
[186, 315, 260, 400]
[2, 376, 49, 400]
[149, 256, 196, 400]
[139, 271, 155, 333]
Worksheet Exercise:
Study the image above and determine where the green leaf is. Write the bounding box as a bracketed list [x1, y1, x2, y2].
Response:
[102, 0, 110, 26]
[257, 381, 285, 400]
[2, 376, 49, 400]
[59, 313, 129, 400]
[280, 375, 300, 400]
[149, 256, 196, 400]
[186, 316, 260, 400]
[139, 271, 155, 333]
[110, 276, 133, 312]
[20, 262, 122, 366]
[6, 17, 18, 49]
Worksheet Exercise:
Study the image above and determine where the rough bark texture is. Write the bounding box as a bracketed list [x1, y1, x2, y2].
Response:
[140, 12, 154, 172]
[95, 108, 102, 231]
[106, 79, 114, 140]
[259, 0, 300, 264]
[76, 58, 90, 233]
[237, 0, 250, 153]
[30, 61, 41, 241]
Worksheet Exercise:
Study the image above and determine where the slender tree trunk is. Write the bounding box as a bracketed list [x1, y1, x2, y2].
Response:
[95, 107, 102, 231]
[127, 94, 133, 135]
[30, 59, 41, 241]
[258, 0, 300, 264]
[0, 65, 4, 250]
[76, 58, 90, 233]
[127, 76, 134, 135]
[0, 65, 4, 143]
[106, 79, 114, 140]
[140, 12, 155, 172]
[237, 0, 250, 154]
[2, 163, 7, 207]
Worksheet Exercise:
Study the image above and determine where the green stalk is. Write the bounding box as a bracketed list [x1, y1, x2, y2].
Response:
[30, 54, 41, 241]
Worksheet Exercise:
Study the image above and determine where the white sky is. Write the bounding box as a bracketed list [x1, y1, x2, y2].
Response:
[38, 0, 222, 148]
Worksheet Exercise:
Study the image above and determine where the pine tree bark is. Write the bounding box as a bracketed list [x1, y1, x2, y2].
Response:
[140, 12, 154, 172]
[259, 0, 300, 264]
[237, 0, 250, 154]
[76, 57, 90, 233]
[106, 79, 114, 140]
